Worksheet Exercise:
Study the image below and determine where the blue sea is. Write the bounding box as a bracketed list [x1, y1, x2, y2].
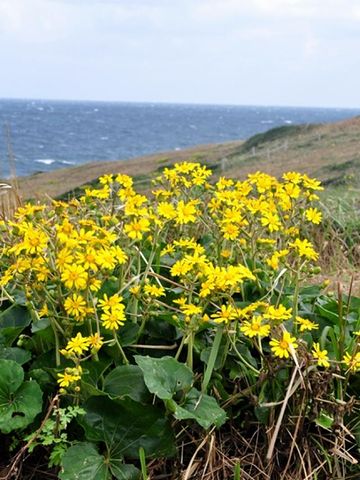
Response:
[1, 98, 360, 177]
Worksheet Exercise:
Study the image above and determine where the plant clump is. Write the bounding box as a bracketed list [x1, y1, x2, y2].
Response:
[0, 162, 359, 479]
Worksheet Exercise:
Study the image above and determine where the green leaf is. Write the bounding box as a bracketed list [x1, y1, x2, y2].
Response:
[31, 318, 51, 333]
[135, 355, 193, 400]
[0, 305, 32, 346]
[0, 304, 32, 329]
[109, 460, 140, 480]
[80, 396, 175, 459]
[103, 365, 150, 403]
[0, 359, 43, 433]
[173, 388, 227, 429]
[315, 411, 334, 431]
[59, 443, 109, 480]
[0, 346, 31, 365]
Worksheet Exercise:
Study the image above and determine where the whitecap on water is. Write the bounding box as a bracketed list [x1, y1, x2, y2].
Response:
[34, 159, 55, 165]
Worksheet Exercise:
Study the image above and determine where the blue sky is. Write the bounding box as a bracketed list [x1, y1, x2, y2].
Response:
[0, 0, 359, 107]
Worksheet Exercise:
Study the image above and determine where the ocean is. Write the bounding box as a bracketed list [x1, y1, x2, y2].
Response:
[1, 98, 360, 178]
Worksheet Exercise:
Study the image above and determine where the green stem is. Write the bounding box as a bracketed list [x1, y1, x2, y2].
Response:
[139, 447, 148, 480]
[202, 326, 223, 393]
[186, 331, 194, 370]
[113, 331, 129, 364]
[50, 318, 61, 367]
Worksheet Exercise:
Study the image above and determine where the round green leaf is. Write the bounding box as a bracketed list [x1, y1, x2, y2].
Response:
[59, 443, 109, 480]
[0, 359, 43, 433]
[103, 365, 150, 403]
[134, 355, 193, 400]
[80, 396, 175, 459]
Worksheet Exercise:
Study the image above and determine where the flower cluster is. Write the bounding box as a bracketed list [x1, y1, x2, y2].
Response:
[1, 161, 353, 397]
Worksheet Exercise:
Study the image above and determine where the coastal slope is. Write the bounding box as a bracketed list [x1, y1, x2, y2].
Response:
[13, 115, 360, 200]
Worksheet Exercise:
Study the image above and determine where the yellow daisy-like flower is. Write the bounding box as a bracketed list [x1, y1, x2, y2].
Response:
[175, 200, 198, 225]
[124, 218, 150, 240]
[260, 211, 282, 232]
[342, 351, 360, 373]
[61, 264, 88, 290]
[312, 343, 330, 368]
[64, 293, 88, 320]
[221, 223, 239, 240]
[240, 316, 271, 338]
[289, 238, 318, 261]
[296, 316, 319, 332]
[305, 207, 322, 224]
[144, 283, 165, 298]
[269, 331, 298, 359]
[101, 307, 126, 331]
[65, 332, 91, 356]
[98, 293, 123, 311]
[264, 304, 292, 322]
[211, 304, 238, 324]
[157, 201, 177, 220]
[180, 303, 202, 316]
[57, 371, 79, 388]
[88, 333, 104, 352]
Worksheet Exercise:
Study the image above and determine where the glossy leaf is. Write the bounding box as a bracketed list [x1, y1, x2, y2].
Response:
[0, 359, 42, 433]
[173, 387, 227, 429]
[80, 396, 175, 459]
[135, 355, 193, 400]
[103, 365, 150, 403]
[59, 443, 109, 480]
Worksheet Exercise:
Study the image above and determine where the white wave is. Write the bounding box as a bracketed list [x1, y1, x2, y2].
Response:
[260, 120, 274, 124]
[284, 120, 293, 124]
[60, 160, 75, 165]
[174, 147, 181, 151]
[101, 136, 109, 140]
[35, 159, 55, 165]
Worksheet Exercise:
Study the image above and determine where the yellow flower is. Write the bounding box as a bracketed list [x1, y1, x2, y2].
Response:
[170, 259, 193, 277]
[289, 238, 318, 261]
[65, 332, 91, 356]
[305, 207, 322, 224]
[88, 333, 104, 352]
[157, 202, 177, 220]
[61, 264, 88, 290]
[57, 372, 79, 388]
[296, 316, 318, 332]
[221, 223, 239, 240]
[98, 293, 124, 311]
[101, 307, 126, 330]
[270, 331, 298, 359]
[343, 352, 360, 373]
[76, 248, 99, 272]
[56, 248, 74, 272]
[312, 343, 330, 368]
[175, 200, 198, 225]
[64, 293, 88, 320]
[124, 218, 150, 240]
[211, 304, 238, 324]
[260, 212, 282, 232]
[180, 303, 202, 316]
[144, 283, 165, 298]
[264, 304, 292, 322]
[22, 227, 48, 254]
[129, 285, 141, 296]
[240, 316, 270, 338]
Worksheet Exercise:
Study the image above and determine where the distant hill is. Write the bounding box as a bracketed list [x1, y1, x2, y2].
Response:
[13, 116, 360, 200]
